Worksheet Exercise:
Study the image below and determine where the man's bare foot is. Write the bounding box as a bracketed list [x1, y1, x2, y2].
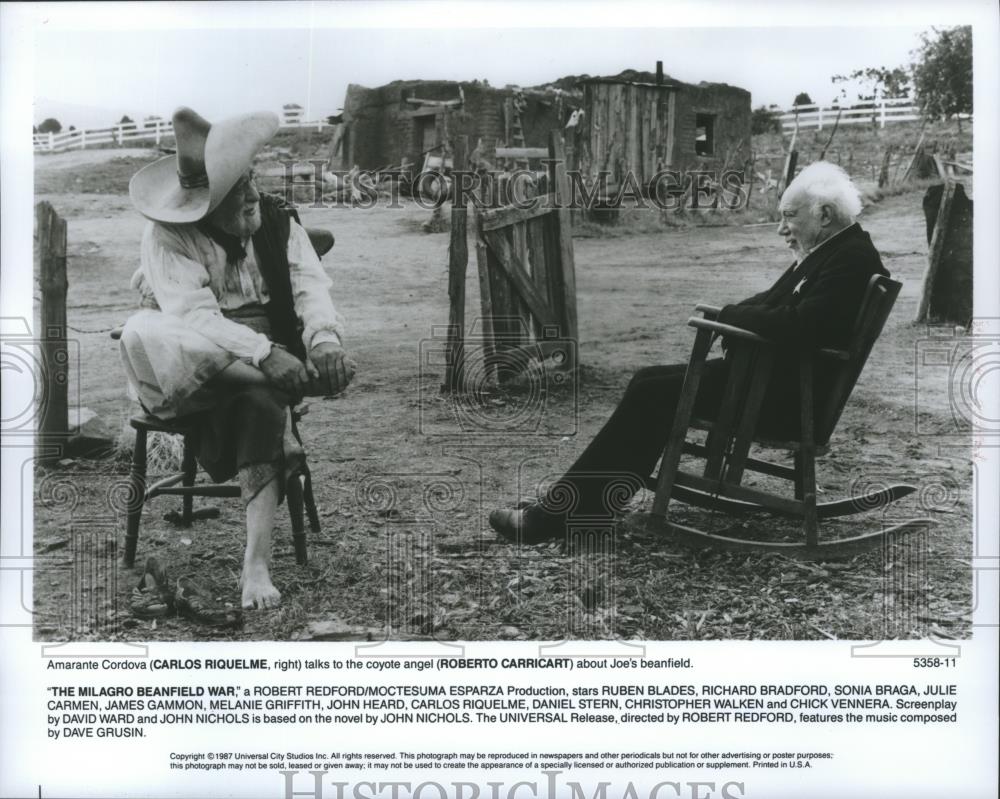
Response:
[240, 562, 282, 609]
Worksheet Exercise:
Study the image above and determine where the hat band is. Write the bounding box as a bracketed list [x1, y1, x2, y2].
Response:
[178, 169, 209, 189]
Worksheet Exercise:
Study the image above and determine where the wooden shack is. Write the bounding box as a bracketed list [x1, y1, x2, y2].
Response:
[571, 68, 751, 194]
[337, 79, 576, 174]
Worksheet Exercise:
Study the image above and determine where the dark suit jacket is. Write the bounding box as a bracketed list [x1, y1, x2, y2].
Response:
[714, 222, 889, 438]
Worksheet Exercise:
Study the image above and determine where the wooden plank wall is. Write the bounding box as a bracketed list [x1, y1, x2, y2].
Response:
[578, 83, 672, 188]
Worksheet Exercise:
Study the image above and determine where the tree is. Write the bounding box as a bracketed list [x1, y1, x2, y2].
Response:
[911, 25, 972, 131]
[751, 105, 781, 135]
[793, 92, 814, 107]
[832, 65, 911, 128]
[832, 66, 911, 103]
[38, 118, 62, 134]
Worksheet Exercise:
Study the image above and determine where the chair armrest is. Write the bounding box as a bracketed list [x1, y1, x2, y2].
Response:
[688, 316, 772, 345]
[694, 304, 722, 318]
[817, 347, 851, 361]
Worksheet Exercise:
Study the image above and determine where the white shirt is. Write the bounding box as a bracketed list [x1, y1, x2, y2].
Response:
[131, 219, 345, 366]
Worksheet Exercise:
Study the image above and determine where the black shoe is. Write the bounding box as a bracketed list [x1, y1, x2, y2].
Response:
[489, 504, 564, 544]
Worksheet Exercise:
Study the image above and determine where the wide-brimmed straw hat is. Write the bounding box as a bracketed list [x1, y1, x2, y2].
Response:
[129, 107, 279, 224]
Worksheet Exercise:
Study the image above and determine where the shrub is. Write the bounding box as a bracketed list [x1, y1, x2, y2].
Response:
[751, 106, 781, 135]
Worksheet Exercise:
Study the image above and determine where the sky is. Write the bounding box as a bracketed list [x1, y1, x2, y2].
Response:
[28, 5, 934, 129]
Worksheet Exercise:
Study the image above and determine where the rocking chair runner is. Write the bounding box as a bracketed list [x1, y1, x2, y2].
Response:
[643, 274, 929, 558]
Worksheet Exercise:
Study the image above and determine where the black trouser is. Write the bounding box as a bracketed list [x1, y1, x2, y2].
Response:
[537, 359, 729, 523]
[197, 384, 293, 495]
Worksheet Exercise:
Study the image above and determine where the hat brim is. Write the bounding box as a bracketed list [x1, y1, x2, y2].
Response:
[129, 111, 279, 224]
[129, 155, 210, 224]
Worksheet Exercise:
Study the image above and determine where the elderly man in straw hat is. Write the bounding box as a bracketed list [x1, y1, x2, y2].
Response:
[121, 107, 355, 611]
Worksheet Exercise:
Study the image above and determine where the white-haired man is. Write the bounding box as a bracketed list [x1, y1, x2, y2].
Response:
[121, 107, 355, 611]
[490, 162, 888, 543]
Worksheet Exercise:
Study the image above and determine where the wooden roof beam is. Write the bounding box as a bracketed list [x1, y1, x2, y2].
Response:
[404, 97, 463, 107]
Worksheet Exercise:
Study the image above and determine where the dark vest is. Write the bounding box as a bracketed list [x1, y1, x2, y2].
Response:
[249, 193, 307, 361]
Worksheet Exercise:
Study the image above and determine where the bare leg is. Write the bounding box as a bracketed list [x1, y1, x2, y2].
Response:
[214, 359, 268, 386]
[240, 477, 282, 609]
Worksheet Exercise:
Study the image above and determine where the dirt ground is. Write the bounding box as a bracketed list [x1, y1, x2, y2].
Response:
[31, 149, 974, 642]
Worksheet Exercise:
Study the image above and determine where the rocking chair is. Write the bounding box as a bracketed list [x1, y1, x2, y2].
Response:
[642, 274, 929, 559]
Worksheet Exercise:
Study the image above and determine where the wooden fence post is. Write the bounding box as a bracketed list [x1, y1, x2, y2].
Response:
[549, 130, 579, 368]
[782, 150, 798, 195]
[444, 210, 468, 392]
[915, 180, 957, 323]
[878, 146, 894, 188]
[155, 120, 161, 145]
[443, 136, 468, 392]
[475, 172, 497, 386]
[48, 132, 54, 151]
[744, 154, 755, 210]
[36, 202, 69, 451]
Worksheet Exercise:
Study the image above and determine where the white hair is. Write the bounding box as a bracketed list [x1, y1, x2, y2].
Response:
[783, 161, 863, 223]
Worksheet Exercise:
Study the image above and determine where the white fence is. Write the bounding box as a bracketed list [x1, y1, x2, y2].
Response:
[779, 98, 924, 130]
[33, 117, 332, 154]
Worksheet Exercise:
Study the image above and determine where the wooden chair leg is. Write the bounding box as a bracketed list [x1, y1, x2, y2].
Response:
[799, 352, 818, 548]
[123, 427, 148, 568]
[793, 451, 805, 500]
[724, 348, 774, 486]
[652, 328, 714, 517]
[181, 434, 197, 526]
[286, 475, 308, 566]
[801, 449, 818, 548]
[703, 349, 752, 481]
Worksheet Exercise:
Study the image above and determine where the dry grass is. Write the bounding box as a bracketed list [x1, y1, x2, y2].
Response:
[31, 141, 974, 643]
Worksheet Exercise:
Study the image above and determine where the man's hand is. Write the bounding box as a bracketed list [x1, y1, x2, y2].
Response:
[307, 342, 357, 397]
[259, 345, 309, 401]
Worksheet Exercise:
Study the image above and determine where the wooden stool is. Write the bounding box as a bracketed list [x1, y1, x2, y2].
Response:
[122, 409, 320, 568]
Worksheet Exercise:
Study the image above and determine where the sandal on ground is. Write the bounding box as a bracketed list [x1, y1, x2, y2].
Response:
[129, 557, 174, 619]
[175, 576, 243, 628]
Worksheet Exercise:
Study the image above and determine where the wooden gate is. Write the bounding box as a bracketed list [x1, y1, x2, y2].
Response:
[444, 130, 578, 390]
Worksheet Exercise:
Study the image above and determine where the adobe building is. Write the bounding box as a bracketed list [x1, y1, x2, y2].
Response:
[570, 68, 751, 191]
[336, 79, 576, 173]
